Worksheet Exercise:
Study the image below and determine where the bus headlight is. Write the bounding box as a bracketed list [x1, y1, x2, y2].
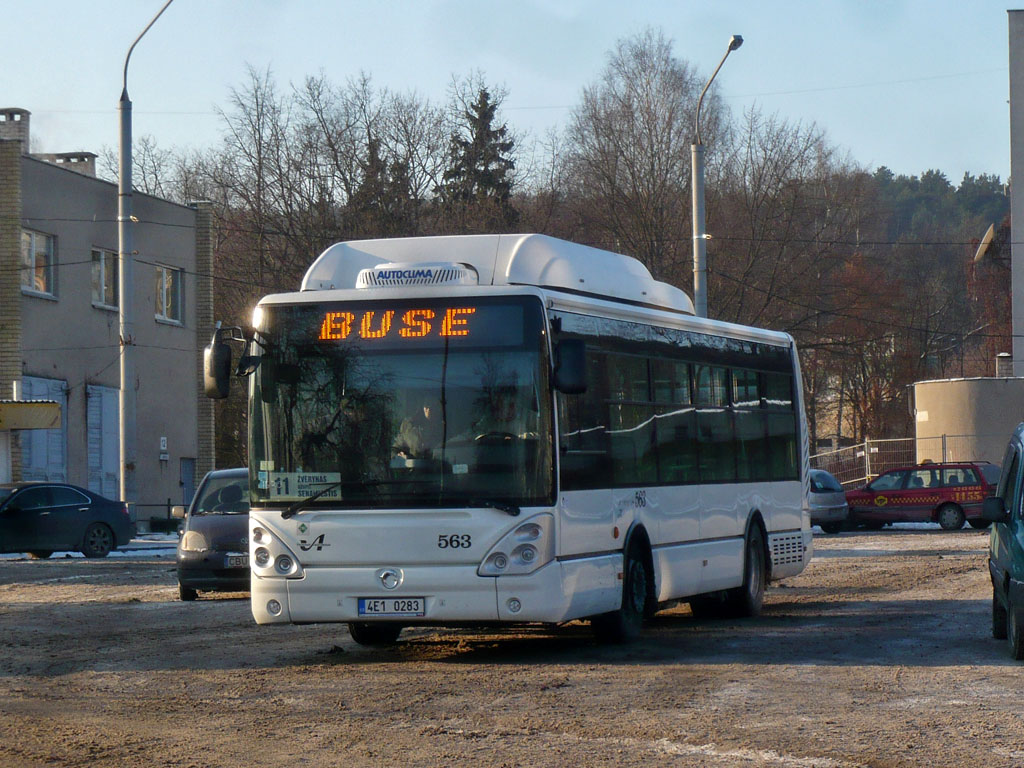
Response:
[477, 514, 554, 576]
[249, 520, 304, 579]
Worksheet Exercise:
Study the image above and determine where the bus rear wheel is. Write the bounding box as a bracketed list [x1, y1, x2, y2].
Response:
[591, 540, 648, 643]
[690, 526, 767, 620]
[724, 525, 767, 618]
[348, 622, 403, 646]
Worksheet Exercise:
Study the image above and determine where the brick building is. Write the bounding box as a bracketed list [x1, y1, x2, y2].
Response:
[0, 107, 215, 525]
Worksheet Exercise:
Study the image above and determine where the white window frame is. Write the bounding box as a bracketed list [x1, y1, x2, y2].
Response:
[91, 249, 118, 310]
[155, 264, 184, 324]
[20, 230, 56, 297]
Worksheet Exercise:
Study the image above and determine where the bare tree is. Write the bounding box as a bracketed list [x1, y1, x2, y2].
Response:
[565, 28, 728, 282]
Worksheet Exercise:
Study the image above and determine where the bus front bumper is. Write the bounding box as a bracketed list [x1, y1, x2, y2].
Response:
[250, 560, 579, 626]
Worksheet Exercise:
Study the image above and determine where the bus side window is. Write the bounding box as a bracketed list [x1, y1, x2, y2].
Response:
[558, 351, 610, 490]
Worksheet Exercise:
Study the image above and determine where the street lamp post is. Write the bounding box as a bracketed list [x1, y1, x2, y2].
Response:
[692, 34, 743, 319]
[119, 0, 175, 515]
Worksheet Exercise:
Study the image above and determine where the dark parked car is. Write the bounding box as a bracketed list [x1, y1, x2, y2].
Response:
[983, 423, 1024, 660]
[846, 461, 1000, 530]
[173, 468, 250, 601]
[809, 469, 849, 534]
[0, 482, 132, 558]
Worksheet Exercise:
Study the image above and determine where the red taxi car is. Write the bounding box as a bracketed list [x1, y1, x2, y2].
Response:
[846, 461, 1000, 531]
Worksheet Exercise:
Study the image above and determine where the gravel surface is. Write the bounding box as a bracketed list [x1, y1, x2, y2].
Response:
[0, 527, 1021, 768]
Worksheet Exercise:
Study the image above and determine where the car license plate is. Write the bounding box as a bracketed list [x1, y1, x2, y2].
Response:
[358, 597, 425, 617]
[226, 554, 248, 568]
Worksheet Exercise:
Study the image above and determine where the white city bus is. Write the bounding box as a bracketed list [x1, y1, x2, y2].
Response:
[205, 234, 811, 644]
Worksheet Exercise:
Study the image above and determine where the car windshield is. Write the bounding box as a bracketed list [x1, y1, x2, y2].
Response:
[811, 472, 843, 493]
[249, 295, 555, 509]
[868, 471, 905, 491]
[191, 476, 249, 515]
[0, 488, 13, 503]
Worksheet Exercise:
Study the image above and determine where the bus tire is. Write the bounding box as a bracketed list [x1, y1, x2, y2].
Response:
[591, 540, 648, 643]
[937, 503, 965, 531]
[348, 622, 403, 646]
[724, 524, 767, 618]
[993, 586, 1008, 640]
[819, 522, 843, 535]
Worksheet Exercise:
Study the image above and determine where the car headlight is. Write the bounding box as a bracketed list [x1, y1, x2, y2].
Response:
[478, 514, 554, 576]
[179, 530, 208, 552]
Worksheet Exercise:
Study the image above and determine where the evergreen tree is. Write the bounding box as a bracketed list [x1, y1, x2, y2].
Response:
[349, 132, 416, 237]
[436, 88, 518, 232]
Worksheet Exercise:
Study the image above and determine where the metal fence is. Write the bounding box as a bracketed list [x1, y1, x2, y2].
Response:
[810, 434, 1006, 488]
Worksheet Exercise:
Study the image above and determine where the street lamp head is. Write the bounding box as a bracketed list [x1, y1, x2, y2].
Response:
[729, 35, 744, 51]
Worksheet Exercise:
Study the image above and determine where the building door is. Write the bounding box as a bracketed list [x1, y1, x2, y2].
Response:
[180, 458, 196, 506]
[21, 376, 67, 482]
[86, 385, 120, 499]
[0, 432, 10, 483]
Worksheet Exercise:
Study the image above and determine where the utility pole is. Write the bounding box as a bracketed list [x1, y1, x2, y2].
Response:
[692, 35, 743, 318]
[119, 0, 175, 515]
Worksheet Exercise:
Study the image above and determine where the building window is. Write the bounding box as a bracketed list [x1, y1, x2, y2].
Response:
[21, 230, 55, 295]
[155, 265, 183, 323]
[91, 249, 118, 308]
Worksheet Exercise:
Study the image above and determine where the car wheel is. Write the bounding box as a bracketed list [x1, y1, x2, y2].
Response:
[863, 522, 885, 531]
[993, 586, 1008, 640]
[819, 522, 844, 534]
[592, 539, 649, 643]
[179, 584, 198, 602]
[937, 503, 965, 531]
[347, 622, 403, 646]
[27, 551, 53, 559]
[1008, 595, 1024, 661]
[81, 523, 114, 558]
[969, 519, 992, 530]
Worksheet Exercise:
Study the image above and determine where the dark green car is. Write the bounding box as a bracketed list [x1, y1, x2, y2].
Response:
[983, 423, 1024, 660]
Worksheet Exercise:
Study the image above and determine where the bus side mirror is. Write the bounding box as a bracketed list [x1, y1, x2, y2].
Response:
[204, 333, 232, 399]
[554, 339, 587, 394]
[982, 496, 1009, 524]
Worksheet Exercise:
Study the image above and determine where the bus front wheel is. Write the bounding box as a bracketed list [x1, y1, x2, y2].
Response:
[591, 541, 649, 643]
[348, 622, 403, 646]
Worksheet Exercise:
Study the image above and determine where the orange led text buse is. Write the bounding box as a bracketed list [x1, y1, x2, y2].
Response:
[319, 307, 477, 341]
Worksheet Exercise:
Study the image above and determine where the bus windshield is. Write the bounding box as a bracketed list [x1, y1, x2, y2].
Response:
[249, 295, 554, 509]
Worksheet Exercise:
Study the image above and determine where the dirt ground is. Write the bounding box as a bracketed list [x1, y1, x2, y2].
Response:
[0, 527, 1021, 768]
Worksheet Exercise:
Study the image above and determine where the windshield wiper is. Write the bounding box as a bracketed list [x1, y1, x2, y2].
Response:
[468, 498, 520, 517]
[281, 477, 381, 519]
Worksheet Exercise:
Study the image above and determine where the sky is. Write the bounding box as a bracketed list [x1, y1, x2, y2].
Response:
[5, 0, 1019, 185]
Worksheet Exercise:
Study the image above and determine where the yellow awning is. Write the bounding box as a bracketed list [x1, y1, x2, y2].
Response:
[0, 401, 61, 430]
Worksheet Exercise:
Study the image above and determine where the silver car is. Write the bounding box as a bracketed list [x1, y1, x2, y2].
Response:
[809, 469, 849, 534]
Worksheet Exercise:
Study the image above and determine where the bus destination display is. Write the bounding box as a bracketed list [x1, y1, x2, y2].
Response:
[313, 303, 526, 347]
